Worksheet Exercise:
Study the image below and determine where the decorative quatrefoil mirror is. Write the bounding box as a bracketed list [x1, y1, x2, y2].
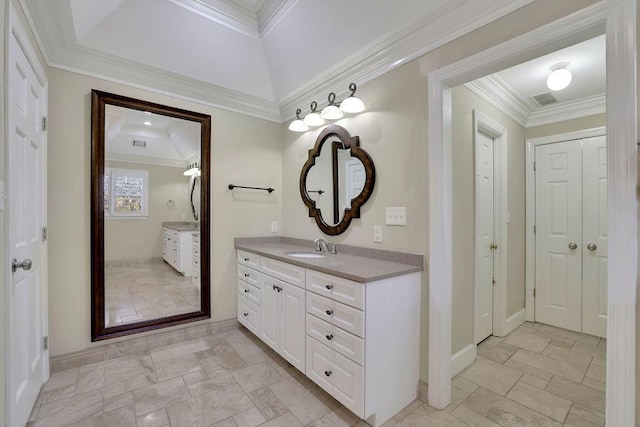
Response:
[300, 125, 376, 235]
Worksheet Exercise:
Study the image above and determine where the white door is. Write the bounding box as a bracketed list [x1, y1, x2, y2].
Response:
[582, 136, 608, 337]
[535, 140, 583, 332]
[7, 29, 48, 427]
[280, 283, 306, 373]
[474, 131, 494, 343]
[260, 274, 280, 352]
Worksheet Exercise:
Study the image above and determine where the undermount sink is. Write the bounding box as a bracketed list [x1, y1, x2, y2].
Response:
[285, 251, 326, 259]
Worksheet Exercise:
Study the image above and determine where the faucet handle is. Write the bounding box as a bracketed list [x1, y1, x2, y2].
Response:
[330, 244, 338, 254]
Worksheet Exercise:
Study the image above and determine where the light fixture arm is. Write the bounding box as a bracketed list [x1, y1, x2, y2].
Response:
[348, 83, 357, 97]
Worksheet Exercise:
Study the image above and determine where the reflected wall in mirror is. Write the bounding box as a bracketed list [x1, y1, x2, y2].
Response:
[91, 90, 211, 341]
[300, 125, 375, 235]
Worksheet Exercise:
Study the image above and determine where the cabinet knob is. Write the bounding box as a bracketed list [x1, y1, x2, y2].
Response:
[325, 284, 333, 290]
[324, 370, 332, 377]
[244, 289, 249, 293]
[243, 312, 248, 317]
[325, 310, 334, 316]
[244, 257, 249, 262]
[277, 286, 282, 293]
[325, 334, 333, 341]
[244, 273, 250, 277]
[273, 284, 277, 291]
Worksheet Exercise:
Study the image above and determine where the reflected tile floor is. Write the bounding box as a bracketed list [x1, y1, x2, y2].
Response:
[105, 260, 200, 327]
[29, 322, 606, 426]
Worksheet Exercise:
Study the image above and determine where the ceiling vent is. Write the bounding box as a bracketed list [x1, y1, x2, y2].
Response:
[532, 92, 558, 106]
[132, 139, 147, 148]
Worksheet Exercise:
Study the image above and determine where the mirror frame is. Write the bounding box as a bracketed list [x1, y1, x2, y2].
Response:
[299, 125, 375, 235]
[90, 90, 211, 341]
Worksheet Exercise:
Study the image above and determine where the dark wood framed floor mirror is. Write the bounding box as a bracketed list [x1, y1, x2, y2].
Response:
[91, 90, 211, 341]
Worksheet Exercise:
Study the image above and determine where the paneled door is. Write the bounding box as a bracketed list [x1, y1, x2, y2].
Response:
[474, 131, 495, 343]
[7, 23, 48, 427]
[534, 137, 608, 337]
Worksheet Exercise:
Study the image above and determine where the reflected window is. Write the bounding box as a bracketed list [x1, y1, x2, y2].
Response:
[104, 167, 149, 217]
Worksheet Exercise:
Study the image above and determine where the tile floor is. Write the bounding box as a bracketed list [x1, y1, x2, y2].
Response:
[29, 321, 606, 426]
[105, 260, 200, 327]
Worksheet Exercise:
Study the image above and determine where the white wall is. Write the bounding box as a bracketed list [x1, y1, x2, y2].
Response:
[47, 68, 283, 356]
[104, 160, 191, 261]
[525, 113, 606, 139]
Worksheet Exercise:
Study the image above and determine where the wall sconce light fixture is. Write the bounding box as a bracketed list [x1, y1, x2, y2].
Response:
[184, 162, 200, 176]
[288, 83, 365, 132]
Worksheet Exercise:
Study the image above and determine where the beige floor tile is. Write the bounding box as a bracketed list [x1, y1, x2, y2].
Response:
[450, 404, 501, 426]
[395, 403, 469, 426]
[571, 341, 606, 360]
[188, 372, 237, 397]
[569, 404, 605, 426]
[503, 358, 553, 382]
[153, 353, 201, 381]
[269, 377, 332, 424]
[75, 368, 105, 394]
[151, 339, 210, 363]
[461, 358, 522, 395]
[258, 411, 303, 427]
[585, 360, 606, 383]
[104, 391, 134, 413]
[212, 418, 239, 427]
[444, 386, 470, 413]
[546, 376, 605, 413]
[505, 332, 551, 353]
[182, 369, 209, 387]
[103, 355, 154, 387]
[226, 334, 265, 358]
[538, 325, 599, 345]
[166, 384, 254, 427]
[390, 400, 422, 422]
[477, 343, 514, 364]
[233, 406, 266, 427]
[452, 376, 479, 394]
[325, 406, 360, 426]
[514, 322, 544, 335]
[232, 361, 288, 393]
[505, 380, 571, 422]
[563, 413, 602, 427]
[133, 377, 190, 416]
[582, 376, 606, 392]
[463, 387, 561, 426]
[34, 390, 104, 427]
[42, 368, 79, 392]
[41, 384, 76, 404]
[247, 385, 289, 421]
[103, 372, 157, 399]
[72, 405, 135, 427]
[136, 408, 170, 427]
[509, 349, 586, 382]
[541, 344, 592, 368]
[519, 373, 549, 389]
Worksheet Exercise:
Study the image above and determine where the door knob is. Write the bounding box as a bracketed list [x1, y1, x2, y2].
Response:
[568, 242, 578, 250]
[489, 243, 498, 250]
[12, 258, 32, 273]
[587, 243, 597, 251]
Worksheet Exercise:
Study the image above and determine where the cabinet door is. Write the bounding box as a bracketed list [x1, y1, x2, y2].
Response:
[280, 282, 306, 373]
[261, 274, 280, 352]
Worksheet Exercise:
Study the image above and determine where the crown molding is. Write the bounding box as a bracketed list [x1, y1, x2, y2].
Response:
[258, 0, 297, 37]
[167, 0, 260, 39]
[526, 93, 606, 128]
[106, 153, 187, 168]
[278, 0, 535, 121]
[464, 76, 530, 127]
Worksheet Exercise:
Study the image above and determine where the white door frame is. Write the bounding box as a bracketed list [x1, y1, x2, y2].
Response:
[525, 127, 607, 322]
[425, 1, 636, 425]
[5, 5, 49, 427]
[472, 110, 509, 342]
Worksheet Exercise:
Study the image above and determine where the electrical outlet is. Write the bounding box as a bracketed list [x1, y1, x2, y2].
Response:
[271, 221, 278, 233]
[385, 207, 406, 225]
[373, 226, 383, 243]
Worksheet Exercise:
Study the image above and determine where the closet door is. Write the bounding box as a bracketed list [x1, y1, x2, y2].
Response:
[582, 136, 608, 337]
[534, 140, 583, 332]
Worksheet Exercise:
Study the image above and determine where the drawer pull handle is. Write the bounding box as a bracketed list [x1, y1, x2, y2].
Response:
[325, 334, 333, 341]
[243, 312, 249, 317]
[276, 286, 282, 293]
[325, 284, 333, 290]
[244, 257, 249, 262]
[324, 370, 332, 377]
[273, 284, 277, 291]
[244, 289, 249, 293]
[325, 310, 334, 316]
[244, 273, 250, 277]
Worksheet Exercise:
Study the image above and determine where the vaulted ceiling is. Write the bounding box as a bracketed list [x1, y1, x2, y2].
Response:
[20, 0, 601, 125]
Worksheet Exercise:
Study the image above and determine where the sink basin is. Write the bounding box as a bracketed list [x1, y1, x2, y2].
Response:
[285, 251, 326, 259]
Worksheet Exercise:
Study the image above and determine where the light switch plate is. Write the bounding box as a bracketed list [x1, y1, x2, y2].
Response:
[271, 221, 278, 233]
[385, 207, 406, 225]
[373, 226, 383, 243]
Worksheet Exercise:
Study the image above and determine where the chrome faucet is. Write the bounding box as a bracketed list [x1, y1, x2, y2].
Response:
[314, 238, 329, 253]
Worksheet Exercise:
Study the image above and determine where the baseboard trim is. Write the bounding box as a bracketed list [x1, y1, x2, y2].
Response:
[418, 380, 428, 403]
[501, 309, 526, 337]
[451, 343, 477, 378]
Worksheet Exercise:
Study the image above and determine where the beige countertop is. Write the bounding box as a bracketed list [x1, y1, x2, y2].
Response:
[235, 237, 423, 283]
[162, 221, 200, 232]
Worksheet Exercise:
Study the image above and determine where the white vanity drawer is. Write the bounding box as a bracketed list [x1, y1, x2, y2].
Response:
[237, 279, 261, 306]
[261, 257, 305, 288]
[306, 337, 364, 418]
[307, 292, 365, 338]
[306, 313, 364, 365]
[306, 270, 364, 310]
[238, 250, 261, 270]
[163, 227, 179, 239]
[238, 294, 260, 336]
[237, 265, 260, 288]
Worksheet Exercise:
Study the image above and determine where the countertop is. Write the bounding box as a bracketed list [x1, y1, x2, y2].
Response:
[235, 237, 423, 283]
[162, 221, 200, 232]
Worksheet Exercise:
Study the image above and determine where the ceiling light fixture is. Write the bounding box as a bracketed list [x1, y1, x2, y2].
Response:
[288, 83, 365, 132]
[546, 62, 572, 91]
[320, 93, 344, 120]
[303, 101, 324, 127]
[288, 109, 309, 132]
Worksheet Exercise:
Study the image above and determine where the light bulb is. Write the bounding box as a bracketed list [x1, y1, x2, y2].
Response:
[288, 119, 309, 132]
[321, 105, 343, 120]
[339, 96, 365, 113]
[303, 112, 324, 126]
[546, 63, 572, 91]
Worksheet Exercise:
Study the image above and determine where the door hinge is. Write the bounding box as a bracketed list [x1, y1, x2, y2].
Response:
[41, 117, 47, 132]
[533, 225, 536, 235]
[533, 288, 536, 298]
[492, 277, 496, 286]
[42, 226, 48, 242]
[533, 161, 536, 171]
[43, 336, 49, 351]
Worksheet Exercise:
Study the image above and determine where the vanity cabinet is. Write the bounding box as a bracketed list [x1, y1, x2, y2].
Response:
[235, 247, 421, 427]
[162, 227, 193, 276]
